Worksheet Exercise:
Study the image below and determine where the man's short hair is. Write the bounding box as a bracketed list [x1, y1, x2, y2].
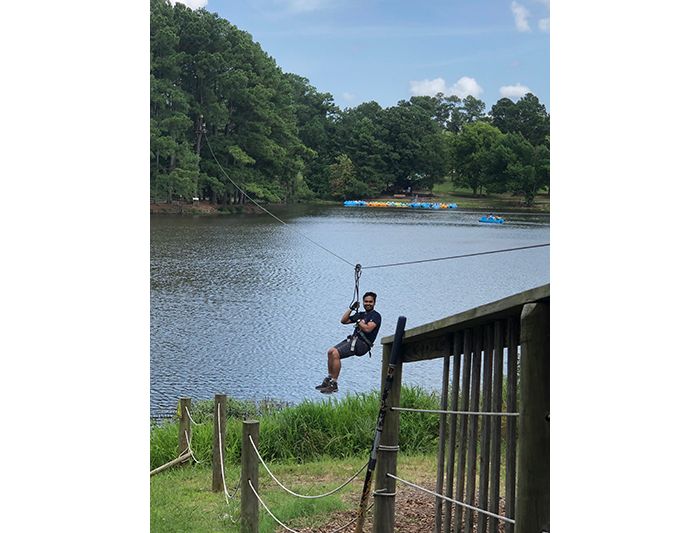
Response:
[363, 291, 377, 301]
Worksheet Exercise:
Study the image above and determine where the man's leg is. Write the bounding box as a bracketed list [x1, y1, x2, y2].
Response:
[327, 347, 341, 380]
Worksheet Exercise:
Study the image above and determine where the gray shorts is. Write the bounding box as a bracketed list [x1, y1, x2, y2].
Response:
[334, 336, 370, 359]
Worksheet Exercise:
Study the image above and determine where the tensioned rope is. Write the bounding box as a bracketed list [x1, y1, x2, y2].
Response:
[391, 407, 519, 417]
[217, 403, 235, 504]
[205, 134, 355, 268]
[185, 405, 202, 426]
[184, 429, 201, 464]
[362, 243, 549, 270]
[248, 479, 373, 533]
[386, 473, 515, 525]
[248, 435, 368, 499]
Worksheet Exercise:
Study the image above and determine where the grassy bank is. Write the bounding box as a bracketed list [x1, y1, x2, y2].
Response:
[150, 178, 549, 216]
[151, 387, 440, 469]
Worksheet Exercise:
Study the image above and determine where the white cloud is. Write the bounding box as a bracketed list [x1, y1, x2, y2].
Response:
[538, 18, 550, 32]
[169, 0, 208, 8]
[499, 84, 532, 100]
[511, 1, 531, 32]
[409, 76, 483, 98]
[410, 78, 447, 96]
[341, 92, 356, 103]
[450, 77, 484, 98]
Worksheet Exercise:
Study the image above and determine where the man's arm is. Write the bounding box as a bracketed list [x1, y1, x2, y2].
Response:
[340, 304, 358, 324]
[356, 318, 377, 333]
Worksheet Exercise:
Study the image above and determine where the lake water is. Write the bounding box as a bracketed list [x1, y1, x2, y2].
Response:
[150, 205, 549, 418]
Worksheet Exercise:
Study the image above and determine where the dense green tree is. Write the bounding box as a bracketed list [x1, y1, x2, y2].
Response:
[501, 133, 549, 206]
[489, 93, 549, 146]
[451, 122, 505, 195]
[380, 101, 448, 191]
[328, 154, 368, 199]
[150, 0, 549, 206]
[284, 73, 339, 197]
[151, 0, 309, 205]
[333, 102, 393, 196]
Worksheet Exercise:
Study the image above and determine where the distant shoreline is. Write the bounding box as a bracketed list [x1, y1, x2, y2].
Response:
[150, 192, 549, 216]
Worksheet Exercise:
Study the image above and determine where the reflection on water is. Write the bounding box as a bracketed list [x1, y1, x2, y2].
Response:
[151, 206, 549, 417]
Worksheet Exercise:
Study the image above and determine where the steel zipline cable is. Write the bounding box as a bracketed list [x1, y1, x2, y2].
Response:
[205, 133, 355, 268]
[362, 243, 550, 270]
[386, 473, 515, 525]
[205, 133, 549, 275]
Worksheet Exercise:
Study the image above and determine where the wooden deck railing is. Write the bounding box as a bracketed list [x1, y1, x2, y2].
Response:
[373, 284, 550, 533]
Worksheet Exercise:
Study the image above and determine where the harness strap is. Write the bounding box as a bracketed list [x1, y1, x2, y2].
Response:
[349, 264, 362, 308]
[352, 328, 374, 358]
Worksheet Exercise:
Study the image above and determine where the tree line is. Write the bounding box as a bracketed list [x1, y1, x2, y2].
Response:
[151, 0, 549, 207]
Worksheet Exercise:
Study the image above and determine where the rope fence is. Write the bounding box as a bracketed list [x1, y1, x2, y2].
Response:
[185, 405, 202, 426]
[248, 480, 373, 533]
[248, 435, 368, 499]
[386, 473, 515, 525]
[184, 429, 201, 464]
[217, 403, 235, 503]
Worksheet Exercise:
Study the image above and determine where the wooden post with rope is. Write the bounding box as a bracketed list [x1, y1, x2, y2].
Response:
[212, 393, 227, 492]
[241, 420, 260, 533]
[372, 341, 403, 533]
[355, 315, 406, 533]
[178, 397, 192, 457]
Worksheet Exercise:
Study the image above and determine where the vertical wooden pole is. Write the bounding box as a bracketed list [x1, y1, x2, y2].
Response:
[505, 318, 519, 533]
[434, 340, 452, 533]
[241, 420, 260, 533]
[212, 394, 227, 492]
[178, 397, 192, 457]
[477, 324, 494, 533]
[442, 333, 462, 533]
[374, 343, 403, 533]
[488, 321, 505, 533]
[464, 328, 482, 533]
[514, 302, 549, 533]
[358, 316, 406, 533]
[455, 329, 473, 533]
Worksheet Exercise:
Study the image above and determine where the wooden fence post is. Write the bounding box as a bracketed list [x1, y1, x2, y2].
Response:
[373, 342, 403, 533]
[212, 394, 227, 492]
[434, 342, 451, 533]
[515, 302, 550, 533]
[241, 420, 260, 533]
[178, 397, 192, 457]
[442, 332, 462, 533]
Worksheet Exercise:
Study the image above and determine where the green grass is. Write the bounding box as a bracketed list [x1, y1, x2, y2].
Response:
[150, 451, 510, 532]
[151, 457, 368, 532]
[373, 177, 549, 212]
[151, 386, 441, 469]
[150, 386, 515, 531]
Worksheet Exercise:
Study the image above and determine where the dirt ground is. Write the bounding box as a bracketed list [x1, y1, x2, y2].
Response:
[288, 479, 508, 533]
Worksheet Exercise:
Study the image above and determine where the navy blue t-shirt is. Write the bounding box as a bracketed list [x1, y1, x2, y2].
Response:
[354, 310, 382, 344]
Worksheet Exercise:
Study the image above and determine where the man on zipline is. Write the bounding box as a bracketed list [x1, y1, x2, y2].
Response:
[316, 291, 382, 394]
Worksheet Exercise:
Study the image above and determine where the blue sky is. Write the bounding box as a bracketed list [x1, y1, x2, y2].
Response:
[176, 0, 549, 112]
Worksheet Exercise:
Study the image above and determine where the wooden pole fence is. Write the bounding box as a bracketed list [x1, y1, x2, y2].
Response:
[241, 420, 260, 533]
